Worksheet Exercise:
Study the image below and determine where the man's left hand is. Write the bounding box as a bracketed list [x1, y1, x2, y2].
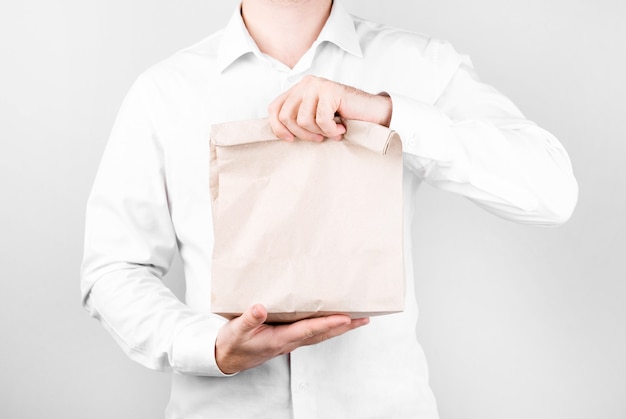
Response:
[268, 75, 392, 142]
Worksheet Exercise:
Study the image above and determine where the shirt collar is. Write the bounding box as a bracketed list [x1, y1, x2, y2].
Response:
[316, 1, 363, 58]
[217, 1, 363, 73]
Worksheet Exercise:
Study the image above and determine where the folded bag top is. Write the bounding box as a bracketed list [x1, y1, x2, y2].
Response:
[210, 118, 395, 154]
[209, 118, 405, 323]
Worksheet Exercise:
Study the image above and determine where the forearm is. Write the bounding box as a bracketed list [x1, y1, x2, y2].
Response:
[84, 267, 227, 375]
[81, 74, 228, 376]
[388, 64, 578, 225]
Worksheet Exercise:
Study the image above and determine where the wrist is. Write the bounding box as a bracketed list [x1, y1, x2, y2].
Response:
[375, 92, 393, 127]
[340, 85, 392, 127]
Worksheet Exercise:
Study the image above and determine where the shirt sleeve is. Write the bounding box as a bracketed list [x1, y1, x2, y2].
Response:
[80, 75, 232, 377]
[388, 41, 578, 226]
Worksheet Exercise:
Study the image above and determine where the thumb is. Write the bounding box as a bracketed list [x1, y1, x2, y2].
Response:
[238, 304, 267, 333]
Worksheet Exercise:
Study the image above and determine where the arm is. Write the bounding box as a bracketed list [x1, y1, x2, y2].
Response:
[81, 75, 227, 375]
[268, 57, 577, 226]
[388, 52, 578, 225]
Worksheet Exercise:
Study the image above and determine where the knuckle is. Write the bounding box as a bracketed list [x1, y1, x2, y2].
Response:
[315, 112, 330, 128]
[239, 319, 256, 333]
[321, 78, 335, 91]
[280, 344, 296, 356]
[275, 128, 289, 140]
[270, 340, 284, 355]
[304, 327, 316, 339]
[316, 333, 329, 344]
[296, 112, 312, 128]
[271, 120, 286, 133]
[278, 112, 291, 125]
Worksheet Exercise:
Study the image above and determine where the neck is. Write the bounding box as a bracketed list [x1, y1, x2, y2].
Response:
[241, 0, 333, 68]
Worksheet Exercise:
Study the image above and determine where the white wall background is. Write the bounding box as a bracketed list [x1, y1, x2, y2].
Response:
[1, 0, 624, 418]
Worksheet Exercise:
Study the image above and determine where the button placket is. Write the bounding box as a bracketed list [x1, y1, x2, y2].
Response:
[280, 73, 301, 92]
[289, 349, 316, 419]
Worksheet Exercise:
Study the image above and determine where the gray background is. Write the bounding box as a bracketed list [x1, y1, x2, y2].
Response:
[1, 0, 624, 418]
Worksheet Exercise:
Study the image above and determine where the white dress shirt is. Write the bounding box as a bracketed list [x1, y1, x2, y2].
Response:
[81, 2, 578, 418]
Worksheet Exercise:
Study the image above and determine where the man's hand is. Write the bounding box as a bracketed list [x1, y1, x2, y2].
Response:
[215, 304, 370, 374]
[268, 75, 392, 142]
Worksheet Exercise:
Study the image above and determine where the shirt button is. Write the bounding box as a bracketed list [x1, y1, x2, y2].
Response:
[297, 382, 308, 392]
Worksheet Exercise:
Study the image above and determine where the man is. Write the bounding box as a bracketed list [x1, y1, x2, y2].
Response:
[81, 0, 578, 417]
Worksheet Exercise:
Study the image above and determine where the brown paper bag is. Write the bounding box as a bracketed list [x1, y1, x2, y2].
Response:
[209, 118, 405, 322]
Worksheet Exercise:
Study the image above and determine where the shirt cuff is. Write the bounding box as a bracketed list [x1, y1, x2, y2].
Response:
[388, 93, 457, 163]
[171, 314, 237, 377]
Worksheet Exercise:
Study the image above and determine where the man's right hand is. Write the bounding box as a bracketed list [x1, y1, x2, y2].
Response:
[215, 304, 370, 374]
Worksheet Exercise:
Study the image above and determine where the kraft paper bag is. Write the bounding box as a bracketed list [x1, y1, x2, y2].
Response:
[209, 118, 405, 322]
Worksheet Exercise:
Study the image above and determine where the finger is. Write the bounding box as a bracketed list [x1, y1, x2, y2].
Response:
[268, 93, 295, 142]
[276, 314, 352, 346]
[300, 317, 370, 346]
[296, 94, 324, 137]
[280, 95, 323, 142]
[237, 304, 268, 333]
[316, 96, 346, 140]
